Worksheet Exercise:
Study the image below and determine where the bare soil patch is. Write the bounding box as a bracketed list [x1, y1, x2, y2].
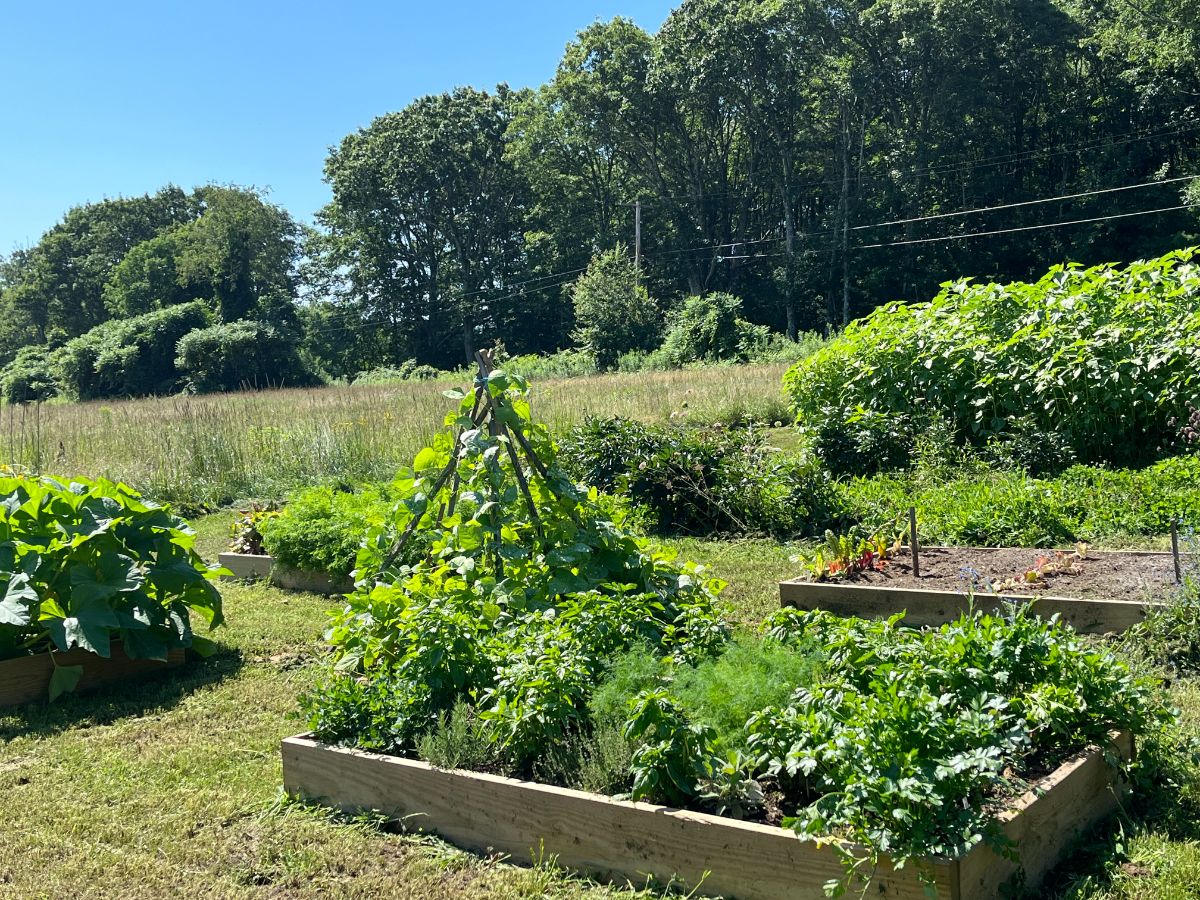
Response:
[849, 547, 1181, 603]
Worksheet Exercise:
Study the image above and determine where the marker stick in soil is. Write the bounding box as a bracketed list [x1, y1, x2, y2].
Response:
[1172, 519, 1182, 585]
[910, 506, 920, 578]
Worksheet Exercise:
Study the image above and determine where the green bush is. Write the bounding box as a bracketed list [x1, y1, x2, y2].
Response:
[1, 346, 58, 404]
[0, 473, 224, 697]
[55, 301, 213, 400]
[658, 293, 770, 367]
[839, 455, 1200, 546]
[786, 248, 1200, 468]
[560, 416, 843, 537]
[260, 483, 398, 578]
[351, 360, 454, 385]
[176, 319, 318, 393]
[571, 247, 662, 370]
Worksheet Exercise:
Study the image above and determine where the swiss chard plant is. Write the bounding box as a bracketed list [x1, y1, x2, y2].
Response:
[0, 474, 225, 699]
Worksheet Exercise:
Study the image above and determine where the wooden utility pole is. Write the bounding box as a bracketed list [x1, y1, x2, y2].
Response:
[634, 199, 642, 282]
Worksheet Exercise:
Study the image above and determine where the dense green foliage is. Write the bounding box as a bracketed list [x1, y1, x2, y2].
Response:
[751, 608, 1170, 882]
[55, 302, 214, 401]
[0, 473, 224, 697]
[300, 374, 729, 766]
[787, 249, 1200, 468]
[0, 346, 57, 404]
[560, 417, 841, 537]
[260, 484, 397, 578]
[306, 0, 1200, 371]
[175, 320, 316, 393]
[657, 293, 771, 367]
[570, 248, 661, 370]
[0, 185, 304, 400]
[841, 452, 1200, 547]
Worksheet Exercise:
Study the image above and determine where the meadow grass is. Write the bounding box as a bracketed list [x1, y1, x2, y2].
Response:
[0, 364, 792, 511]
[1, 515, 1198, 899]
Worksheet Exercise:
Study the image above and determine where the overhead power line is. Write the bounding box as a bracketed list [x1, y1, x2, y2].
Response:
[855, 202, 1199, 250]
[635, 119, 1200, 206]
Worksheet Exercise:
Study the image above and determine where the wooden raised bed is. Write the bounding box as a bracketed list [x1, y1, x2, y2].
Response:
[218, 552, 352, 595]
[0, 642, 186, 708]
[282, 731, 1132, 900]
[781, 547, 1173, 634]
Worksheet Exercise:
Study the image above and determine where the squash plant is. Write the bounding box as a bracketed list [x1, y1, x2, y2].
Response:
[0, 473, 225, 699]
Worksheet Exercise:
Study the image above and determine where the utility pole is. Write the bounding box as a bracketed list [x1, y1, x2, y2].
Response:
[634, 198, 642, 282]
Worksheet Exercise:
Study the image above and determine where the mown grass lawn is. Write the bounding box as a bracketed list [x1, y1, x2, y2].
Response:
[1, 515, 1198, 899]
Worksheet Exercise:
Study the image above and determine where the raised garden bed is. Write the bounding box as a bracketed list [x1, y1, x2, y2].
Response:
[282, 730, 1132, 900]
[781, 547, 1175, 634]
[0, 642, 187, 708]
[218, 552, 352, 595]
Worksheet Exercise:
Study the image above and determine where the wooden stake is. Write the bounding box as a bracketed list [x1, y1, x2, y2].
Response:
[1172, 519, 1183, 585]
[910, 506, 920, 578]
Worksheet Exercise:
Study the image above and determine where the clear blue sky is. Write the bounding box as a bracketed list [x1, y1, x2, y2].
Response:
[0, 0, 677, 254]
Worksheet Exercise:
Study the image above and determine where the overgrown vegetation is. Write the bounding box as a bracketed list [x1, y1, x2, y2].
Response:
[787, 249, 1200, 469]
[0, 473, 224, 697]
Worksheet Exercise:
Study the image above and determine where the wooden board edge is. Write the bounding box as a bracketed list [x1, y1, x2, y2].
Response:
[280, 734, 957, 900]
[954, 732, 1132, 900]
[778, 580, 1163, 633]
[0, 643, 188, 708]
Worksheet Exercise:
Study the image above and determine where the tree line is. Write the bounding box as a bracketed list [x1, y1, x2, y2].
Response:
[1, 0, 1198, 398]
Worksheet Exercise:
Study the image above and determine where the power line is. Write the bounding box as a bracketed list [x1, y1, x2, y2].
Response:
[856, 203, 1198, 250]
[641, 175, 1196, 258]
[634, 119, 1200, 206]
[853, 174, 1198, 231]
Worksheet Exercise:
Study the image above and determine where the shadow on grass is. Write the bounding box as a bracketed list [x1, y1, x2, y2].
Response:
[1040, 723, 1200, 898]
[0, 643, 244, 741]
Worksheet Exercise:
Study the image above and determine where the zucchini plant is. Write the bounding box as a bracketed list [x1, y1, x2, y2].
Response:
[0, 474, 225, 698]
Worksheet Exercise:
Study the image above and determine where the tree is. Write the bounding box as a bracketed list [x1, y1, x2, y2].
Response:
[571, 247, 661, 369]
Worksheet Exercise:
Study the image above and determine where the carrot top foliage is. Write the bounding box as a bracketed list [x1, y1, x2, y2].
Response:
[785, 248, 1200, 469]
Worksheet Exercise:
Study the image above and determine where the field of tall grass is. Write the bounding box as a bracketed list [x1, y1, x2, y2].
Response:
[0, 364, 792, 510]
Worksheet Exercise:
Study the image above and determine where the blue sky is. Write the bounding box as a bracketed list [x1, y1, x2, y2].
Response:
[0, 1, 677, 254]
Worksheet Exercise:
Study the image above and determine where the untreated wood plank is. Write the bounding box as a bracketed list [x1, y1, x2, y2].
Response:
[0, 643, 186, 708]
[283, 732, 1131, 900]
[218, 552, 273, 581]
[218, 553, 352, 595]
[955, 732, 1133, 900]
[779, 581, 1159, 634]
[281, 735, 956, 900]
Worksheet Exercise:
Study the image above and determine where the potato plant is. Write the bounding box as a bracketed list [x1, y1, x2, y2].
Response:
[0, 474, 225, 698]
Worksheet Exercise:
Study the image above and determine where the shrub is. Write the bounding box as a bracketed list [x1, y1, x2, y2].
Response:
[176, 319, 318, 393]
[786, 248, 1200, 468]
[259, 483, 399, 578]
[657, 293, 770, 367]
[0, 473, 224, 697]
[571, 247, 662, 370]
[839, 455, 1200, 547]
[560, 416, 843, 537]
[1, 346, 58, 404]
[55, 301, 212, 400]
[351, 360, 454, 385]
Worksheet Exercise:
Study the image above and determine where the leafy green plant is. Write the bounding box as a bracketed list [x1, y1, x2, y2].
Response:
[623, 688, 719, 807]
[228, 502, 280, 556]
[300, 370, 729, 768]
[560, 416, 843, 537]
[259, 484, 399, 577]
[176, 319, 319, 393]
[786, 248, 1200, 468]
[0, 473, 225, 698]
[657, 292, 770, 367]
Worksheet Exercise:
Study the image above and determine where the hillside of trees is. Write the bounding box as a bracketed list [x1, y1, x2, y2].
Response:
[1, 0, 1198, 399]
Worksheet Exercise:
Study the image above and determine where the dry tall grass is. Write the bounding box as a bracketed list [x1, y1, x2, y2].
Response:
[1, 364, 792, 509]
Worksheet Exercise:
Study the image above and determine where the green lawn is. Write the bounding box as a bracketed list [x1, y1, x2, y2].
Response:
[1, 515, 1198, 899]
